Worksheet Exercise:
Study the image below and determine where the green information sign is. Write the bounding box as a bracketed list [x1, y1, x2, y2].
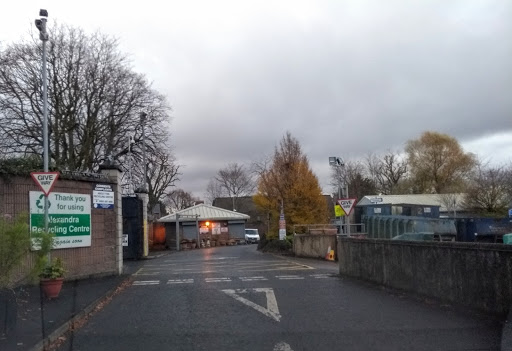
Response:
[30, 191, 91, 249]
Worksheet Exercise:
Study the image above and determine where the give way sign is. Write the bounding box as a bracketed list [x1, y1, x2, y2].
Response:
[337, 198, 357, 216]
[30, 172, 59, 196]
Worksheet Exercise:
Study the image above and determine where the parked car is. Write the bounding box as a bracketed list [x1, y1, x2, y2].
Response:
[244, 228, 260, 244]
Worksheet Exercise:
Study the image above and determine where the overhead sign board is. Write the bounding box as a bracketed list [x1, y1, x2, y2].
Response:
[93, 184, 114, 209]
[30, 191, 91, 249]
[30, 172, 59, 196]
[337, 198, 357, 216]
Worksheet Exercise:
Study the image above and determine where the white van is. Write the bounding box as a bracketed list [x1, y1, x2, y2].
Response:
[244, 228, 260, 244]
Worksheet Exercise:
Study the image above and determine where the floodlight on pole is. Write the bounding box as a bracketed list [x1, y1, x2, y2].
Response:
[329, 156, 350, 236]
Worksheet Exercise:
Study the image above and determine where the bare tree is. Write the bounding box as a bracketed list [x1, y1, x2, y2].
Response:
[367, 151, 408, 194]
[330, 160, 376, 201]
[205, 179, 226, 205]
[165, 189, 198, 211]
[463, 164, 512, 216]
[0, 25, 170, 171]
[213, 163, 255, 210]
[126, 143, 180, 211]
[437, 193, 462, 217]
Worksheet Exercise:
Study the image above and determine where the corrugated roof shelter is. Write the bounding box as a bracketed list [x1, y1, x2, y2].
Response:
[357, 194, 466, 213]
[159, 203, 250, 222]
[158, 204, 250, 250]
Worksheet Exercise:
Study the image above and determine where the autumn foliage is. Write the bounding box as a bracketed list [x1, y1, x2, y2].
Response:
[253, 132, 328, 237]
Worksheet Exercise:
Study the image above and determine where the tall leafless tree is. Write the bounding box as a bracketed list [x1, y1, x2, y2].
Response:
[366, 151, 408, 194]
[0, 25, 170, 171]
[165, 189, 198, 211]
[205, 179, 226, 205]
[464, 164, 512, 216]
[212, 162, 255, 210]
[330, 160, 376, 201]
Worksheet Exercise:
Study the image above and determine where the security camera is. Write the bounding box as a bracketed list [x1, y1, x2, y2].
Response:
[39, 9, 48, 17]
[34, 19, 43, 31]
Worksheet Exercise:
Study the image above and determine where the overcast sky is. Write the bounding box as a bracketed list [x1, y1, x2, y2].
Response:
[3, 1, 512, 198]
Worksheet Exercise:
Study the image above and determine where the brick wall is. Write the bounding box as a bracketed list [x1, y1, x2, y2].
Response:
[0, 174, 119, 285]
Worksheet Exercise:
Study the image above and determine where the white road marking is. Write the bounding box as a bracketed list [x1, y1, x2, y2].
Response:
[167, 279, 194, 284]
[205, 277, 232, 283]
[273, 342, 294, 351]
[134, 272, 160, 276]
[222, 288, 281, 322]
[132, 280, 160, 286]
[275, 275, 304, 280]
[310, 274, 334, 279]
[239, 276, 268, 281]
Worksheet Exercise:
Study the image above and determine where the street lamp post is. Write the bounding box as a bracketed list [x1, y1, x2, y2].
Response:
[140, 112, 148, 192]
[35, 10, 50, 259]
[329, 156, 350, 235]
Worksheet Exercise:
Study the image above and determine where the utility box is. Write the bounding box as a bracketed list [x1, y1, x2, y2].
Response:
[503, 234, 512, 245]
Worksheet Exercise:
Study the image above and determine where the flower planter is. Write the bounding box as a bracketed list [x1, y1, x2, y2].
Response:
[40, 278, 64, 299]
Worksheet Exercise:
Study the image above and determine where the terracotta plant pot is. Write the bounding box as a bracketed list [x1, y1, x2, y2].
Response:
[40, 278, 64, 299]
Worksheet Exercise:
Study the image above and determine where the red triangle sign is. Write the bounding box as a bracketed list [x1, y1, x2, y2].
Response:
[337, 198, 357, 216]
[31, 172, 59, 196]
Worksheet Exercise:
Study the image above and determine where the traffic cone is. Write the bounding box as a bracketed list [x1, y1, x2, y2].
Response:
[325, 246, 331, 260]
[328, 250, 335, 261]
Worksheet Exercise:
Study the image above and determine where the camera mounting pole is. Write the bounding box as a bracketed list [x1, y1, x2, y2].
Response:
[35, 9, 51, 258]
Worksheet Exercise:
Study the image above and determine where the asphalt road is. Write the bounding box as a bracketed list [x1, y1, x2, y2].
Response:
[58, 245, 502, 351]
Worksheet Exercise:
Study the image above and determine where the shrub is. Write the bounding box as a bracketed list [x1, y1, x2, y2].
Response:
[258, 238, 292, 254]
[0, 213, 31, 288]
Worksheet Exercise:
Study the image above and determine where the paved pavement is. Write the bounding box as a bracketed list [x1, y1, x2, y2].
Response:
[55, 245, 502, 351]
[0, 260, 144, 351]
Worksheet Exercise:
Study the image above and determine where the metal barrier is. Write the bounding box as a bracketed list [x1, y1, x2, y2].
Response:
[362, 215, 456, 239]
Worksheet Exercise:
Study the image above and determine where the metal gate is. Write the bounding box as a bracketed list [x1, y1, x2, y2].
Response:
[122, 196, 144, 259]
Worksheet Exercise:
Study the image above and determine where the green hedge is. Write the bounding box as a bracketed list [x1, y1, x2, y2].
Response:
[258, 237, 293, 254]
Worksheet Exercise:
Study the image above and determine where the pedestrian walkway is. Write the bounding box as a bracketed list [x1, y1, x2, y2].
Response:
[1, 259, 144, 351]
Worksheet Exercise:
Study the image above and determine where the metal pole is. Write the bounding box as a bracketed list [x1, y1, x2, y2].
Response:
[175, 213, 180, 251]
[196, 215, 200, 247]
[41, 15, 50, 260]
[345, 180, 350, 236]
[140, 112, 147, 191]
[338, 172, 341, 234]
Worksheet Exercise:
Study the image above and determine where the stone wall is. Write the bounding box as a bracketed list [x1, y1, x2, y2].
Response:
[293, 234, 336, 259]
[338, 238, 512, 315]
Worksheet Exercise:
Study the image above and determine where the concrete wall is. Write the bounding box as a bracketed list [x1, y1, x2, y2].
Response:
[293, 234, 336, 259]
[338, 238, 512, 315]
[1, 174, 120, 285]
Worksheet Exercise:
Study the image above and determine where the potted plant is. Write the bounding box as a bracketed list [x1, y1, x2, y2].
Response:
[33, 232, 65, 299]
[39, 257, 65, 299]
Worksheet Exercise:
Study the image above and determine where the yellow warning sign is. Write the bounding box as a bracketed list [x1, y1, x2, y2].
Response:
[334, 204, 345, 217]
